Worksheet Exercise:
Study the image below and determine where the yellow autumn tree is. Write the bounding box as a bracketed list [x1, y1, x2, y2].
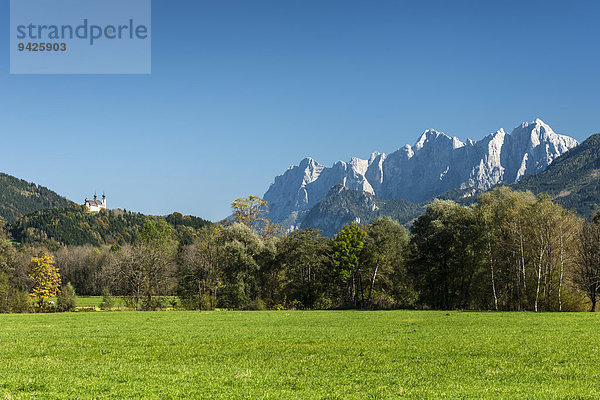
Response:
[29, 253, 61, 308]
[231, 195, 268, 228]
[231, 195, 279, 236]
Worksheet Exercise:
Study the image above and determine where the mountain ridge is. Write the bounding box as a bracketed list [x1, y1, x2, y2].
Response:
[0, 172, 73, 223]
[300, 185, 424, 237]
[510, 132, 600, 217]
[264, 119, 578, 229]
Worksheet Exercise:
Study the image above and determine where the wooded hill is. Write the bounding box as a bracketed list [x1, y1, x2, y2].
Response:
[9, 206, 212, 248]
[0, 173, 72, 223]
[511, 133, 600, 218]
[301, 185, 424, 236]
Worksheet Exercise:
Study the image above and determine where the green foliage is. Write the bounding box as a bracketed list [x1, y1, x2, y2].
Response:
[165, 212, 213, 244]
[2, 185, 595, 314]
[248, 298, 267, 311]
[7, 289, 31, 313]
[331, 222, 368, 307]
[0, 274, 31, 313]
[100, 288, 115, 310]
[10, 206, 212, 247]
[408, 189, 585, 312]
[0, 172, 72, 223]
[219, 223, 267, 309]
[0, 231, 17, 277]
[276, 228, 331, 309]
[139, 219, 174, 246]
[231, 195, 268, 227]
[332, 222, 366, 283]
[111, 227, 177, 310]
[141, 296, 166, 311]
[57, 282, 77, 312]
[177, 226, 222, 310]
[363, 217, 414, 308]
[165, 212, 212, 230]
[0, 272, 10, 312]
[409, 200, 482, 310]
[574, 220, 600, 311]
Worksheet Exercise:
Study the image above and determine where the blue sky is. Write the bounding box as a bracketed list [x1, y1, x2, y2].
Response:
[1, 0, 599, 221]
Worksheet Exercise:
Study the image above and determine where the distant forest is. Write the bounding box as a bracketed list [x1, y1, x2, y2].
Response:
[1, 188, 600, 314]
[10, 206, 212, 248]
[0, 173, 72, 223]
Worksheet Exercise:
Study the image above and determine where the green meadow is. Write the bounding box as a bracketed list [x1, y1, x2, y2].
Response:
[1, 311, 600, 399]
[71, 296, 122, 308]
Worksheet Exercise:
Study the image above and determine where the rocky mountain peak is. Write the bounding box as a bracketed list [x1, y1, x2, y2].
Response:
[263, 120, 579, 228]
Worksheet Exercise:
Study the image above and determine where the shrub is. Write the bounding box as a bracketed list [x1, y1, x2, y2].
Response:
[199, 294, 214, 311]
[141, 297, 165, 311]
[57, 282, 77, 312]
[247, 298, 266, 311]
[313, 297, 332, 310]
[168, 297, 179, 310]
[370, 292, 395, 310]
[178, 296, 197, 311]
[100, 288, 115, 310]
[0, 272, 9, 313]
[9, 290, 32, 313]
[122, 296, 139, 309]
[289, 299, 304, 310]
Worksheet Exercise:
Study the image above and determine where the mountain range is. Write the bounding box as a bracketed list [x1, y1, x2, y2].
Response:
[264, 119, 579, 230]
[300, 185, 425, 237]
[1, 118, 597, 242]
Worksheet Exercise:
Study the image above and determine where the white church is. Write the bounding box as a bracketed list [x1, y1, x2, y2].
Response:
[84, 193, 107, 212]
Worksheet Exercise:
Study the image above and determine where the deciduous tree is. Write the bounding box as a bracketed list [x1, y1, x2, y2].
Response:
[29, 253, 61, 308]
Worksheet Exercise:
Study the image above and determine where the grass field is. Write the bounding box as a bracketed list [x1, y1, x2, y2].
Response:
[51, 296, 175, 309]
[1, 311, 600, 399]
[72, 296, 124, 308]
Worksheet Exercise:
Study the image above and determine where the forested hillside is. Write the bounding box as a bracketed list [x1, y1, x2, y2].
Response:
[1, 190, 599, 313]
[0, 173, 72, 223]
[511, 133, 600, 218]
[10, 206, 212, 247]
[301, 185, 425, 236]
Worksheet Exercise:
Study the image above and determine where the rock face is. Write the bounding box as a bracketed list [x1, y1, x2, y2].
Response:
[510, 132, 600, 218]
[300, 185, 425, 237]
[264, 119, 578, 227]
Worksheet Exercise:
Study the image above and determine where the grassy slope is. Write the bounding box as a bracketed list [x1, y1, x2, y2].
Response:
[1, 311, 600, 399]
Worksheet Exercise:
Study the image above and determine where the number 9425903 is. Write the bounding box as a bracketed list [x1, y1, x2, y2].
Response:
[18, 43, 66, 52]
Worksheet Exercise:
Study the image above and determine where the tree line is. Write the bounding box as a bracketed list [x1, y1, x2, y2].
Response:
[10, 206, 212, 248]
[1, 187, 599, 313]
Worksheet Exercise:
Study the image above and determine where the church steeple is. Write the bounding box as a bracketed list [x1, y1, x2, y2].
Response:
[84, 192, 107, 212]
